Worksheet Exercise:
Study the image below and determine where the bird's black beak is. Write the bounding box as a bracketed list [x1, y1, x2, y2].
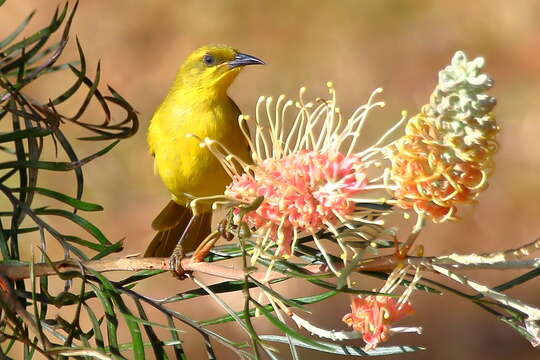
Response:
[228, 52, 265, 69]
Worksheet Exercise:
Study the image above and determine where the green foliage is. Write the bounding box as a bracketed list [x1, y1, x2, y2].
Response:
[0, 2, 140, 358]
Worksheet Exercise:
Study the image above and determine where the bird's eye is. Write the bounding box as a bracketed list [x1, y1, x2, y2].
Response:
[203, 54, 216, 66]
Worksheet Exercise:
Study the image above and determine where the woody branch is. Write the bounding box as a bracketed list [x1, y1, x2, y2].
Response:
[0, 237, 538, 281]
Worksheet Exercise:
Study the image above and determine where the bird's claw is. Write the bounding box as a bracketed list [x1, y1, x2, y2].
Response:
[168, 252, 190, 280]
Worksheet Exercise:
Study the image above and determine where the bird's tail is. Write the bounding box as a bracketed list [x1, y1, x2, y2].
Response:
[144, 200, 212, 257]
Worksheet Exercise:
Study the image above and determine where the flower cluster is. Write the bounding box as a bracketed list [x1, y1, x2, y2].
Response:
[387, 51, 498, 221]
[191, 51, 501, 351]
[343, 295, 414, 351]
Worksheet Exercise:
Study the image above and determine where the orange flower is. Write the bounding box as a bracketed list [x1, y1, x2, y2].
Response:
[387, 51, 498, 222]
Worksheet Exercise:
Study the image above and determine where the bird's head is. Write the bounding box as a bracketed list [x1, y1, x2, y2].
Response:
[178, 44, 264, 90]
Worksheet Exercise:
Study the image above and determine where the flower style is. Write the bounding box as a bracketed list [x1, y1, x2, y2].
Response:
[387, 51, 499, 222]
[198, 83, 396, 266]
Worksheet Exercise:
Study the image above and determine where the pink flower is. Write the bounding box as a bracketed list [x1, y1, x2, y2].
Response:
[343, 296, 414, 350]
[196, 84, 392, 262]
[226, 149, 368, 254]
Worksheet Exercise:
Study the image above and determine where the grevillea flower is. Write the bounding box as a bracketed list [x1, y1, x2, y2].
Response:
[386, 51, 498, 222]
[342, 264, 421, 350]
[343, 295, 414, 350]
[197, 83, 397, 266]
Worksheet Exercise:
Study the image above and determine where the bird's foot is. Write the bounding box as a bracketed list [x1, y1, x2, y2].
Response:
[168, 252, 190, 280]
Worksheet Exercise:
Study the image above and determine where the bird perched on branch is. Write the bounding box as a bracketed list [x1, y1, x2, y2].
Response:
[145, 44, 263, 269]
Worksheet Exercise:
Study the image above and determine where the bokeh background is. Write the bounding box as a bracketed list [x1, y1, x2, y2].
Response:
[2, 0, 540, 359]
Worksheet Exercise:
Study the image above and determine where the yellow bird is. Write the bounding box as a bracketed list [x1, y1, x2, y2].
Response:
[145, 44, 263, 259]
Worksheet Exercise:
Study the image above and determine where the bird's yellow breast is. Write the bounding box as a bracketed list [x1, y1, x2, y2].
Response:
[148, 88, 250, 206]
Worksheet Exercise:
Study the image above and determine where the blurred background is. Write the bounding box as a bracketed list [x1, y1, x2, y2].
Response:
[2, 0, 540, 359]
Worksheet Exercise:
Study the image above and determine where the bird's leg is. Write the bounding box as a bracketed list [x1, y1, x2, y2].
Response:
[169, 215, 196, 279]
